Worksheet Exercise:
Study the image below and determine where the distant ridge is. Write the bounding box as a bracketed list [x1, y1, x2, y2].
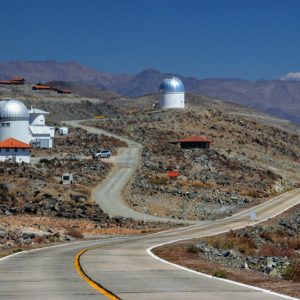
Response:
[2, 60, 300, 123]
[0, 60, 131, 87]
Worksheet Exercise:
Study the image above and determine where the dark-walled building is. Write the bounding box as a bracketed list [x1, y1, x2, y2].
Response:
[171, 136, 212, 149]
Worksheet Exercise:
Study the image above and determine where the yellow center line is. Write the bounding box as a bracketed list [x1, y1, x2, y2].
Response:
[74, 249, 120, 300]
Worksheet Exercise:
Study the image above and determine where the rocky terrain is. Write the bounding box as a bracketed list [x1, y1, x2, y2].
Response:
[154, 204, 300, 298]
[0, 84, 119, 123]
[90, 94, 300, 220]
[0, 127, 163, 255]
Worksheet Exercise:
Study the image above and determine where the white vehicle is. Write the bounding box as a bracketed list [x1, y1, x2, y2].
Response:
[92, 150, 112, 159]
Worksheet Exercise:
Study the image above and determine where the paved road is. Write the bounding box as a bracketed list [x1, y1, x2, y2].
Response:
[1, 120, 299, 299]
[80, 188, 300, 300]
[66, 120, 195, 224]
[0, 238, 128, 300]
[1, 188, 299, 299]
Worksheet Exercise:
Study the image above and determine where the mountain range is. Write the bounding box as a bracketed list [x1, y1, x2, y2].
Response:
[1, 60, 300, 124]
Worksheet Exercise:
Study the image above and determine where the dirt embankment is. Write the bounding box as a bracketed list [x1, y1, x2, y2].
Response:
[154, 204, 300, 298]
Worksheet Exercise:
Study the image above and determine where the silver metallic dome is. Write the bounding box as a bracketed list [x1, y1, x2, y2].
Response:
[0, 99, 29, 120]
[159, 76, 185, 93]
[0, 100, 8, 111]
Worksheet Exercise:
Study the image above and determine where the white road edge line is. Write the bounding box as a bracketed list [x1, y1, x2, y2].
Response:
[0, 240, 84, 262]
[147, 196, 300, 300]
[0, 235, 134, 263]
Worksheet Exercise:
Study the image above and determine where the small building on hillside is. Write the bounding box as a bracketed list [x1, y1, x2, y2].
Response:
[0, 138, 31, 163]
[29, 107, 55, 149]
[171, 136, 212, 149]
[58, 127, 69, 135]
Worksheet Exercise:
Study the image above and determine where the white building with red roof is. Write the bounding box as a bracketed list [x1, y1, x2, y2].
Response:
[0, 138, 31, 163]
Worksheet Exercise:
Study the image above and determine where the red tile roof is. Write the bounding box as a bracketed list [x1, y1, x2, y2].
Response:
[167, 170, 180, 177]
[0, 138, 31, 149]
[174, 136, 212, 143]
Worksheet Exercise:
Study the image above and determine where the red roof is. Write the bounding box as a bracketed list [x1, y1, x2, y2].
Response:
[167, 170, 180, 177]
[11, 77, 25, 81]
[0, 80, 13, 84]
[32, 85, 53, 90]
[174, 136, 212, 143]
[0, 138, 31, 149]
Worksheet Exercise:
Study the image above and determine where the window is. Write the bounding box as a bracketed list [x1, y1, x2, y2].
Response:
[5, 148, 9, 152]
[1, 123, 4, 127]
[6, 123, 10, 127]
[14, 148, 18, 152]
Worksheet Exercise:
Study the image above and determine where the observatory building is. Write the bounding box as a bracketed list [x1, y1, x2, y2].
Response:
[29, 107, 55, 149]
[159, 76, 185, 109]
[0, 99, 30, 143]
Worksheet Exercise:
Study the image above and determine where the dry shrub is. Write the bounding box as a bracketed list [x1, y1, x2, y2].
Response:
[208, 235, 256, 256]
[190, 181, 207, 188]
[179, 180, 217, 189]
[260, 231, 287, 244]
[33, 236, 45, 244]
[213, 269, 228, 279]
[282, 260, 300, 282]
[258, 244, 296, 258]
[66, 228, 83, 239]
[240, 189, 261, 198]
[186, 244, 200, 254]
[259, 231, 276, 242]
[150, 175, 169, 185]
[288, 238, 300, 250]
[17, 199, 25, 210]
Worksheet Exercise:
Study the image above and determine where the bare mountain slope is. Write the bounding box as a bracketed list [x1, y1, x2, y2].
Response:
[0, 60, 131, 87]
[2, 60, 300, 123]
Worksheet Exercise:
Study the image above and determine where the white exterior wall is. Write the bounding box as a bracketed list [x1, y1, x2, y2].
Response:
[0, 148, 30, 163]
[29, 114, 46, 126]
[59, 127, 68, 135]
[0, 120, 30, 143]
[29, 125, 55, 148]
[160, 92, 185, 108]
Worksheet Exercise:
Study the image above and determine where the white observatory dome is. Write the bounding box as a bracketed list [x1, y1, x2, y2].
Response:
[159, 76, 185, 109]
[0, 99, 29, 120]
[0, 99, 29, 143]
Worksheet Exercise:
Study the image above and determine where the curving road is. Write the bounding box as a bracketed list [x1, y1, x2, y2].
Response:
[1, 121, 300, 300]
[1, 188, 300, 299]
[66, 120, 195, 224]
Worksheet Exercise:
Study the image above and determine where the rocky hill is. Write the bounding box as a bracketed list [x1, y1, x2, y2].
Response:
[108, 69, 300, 124]
[91, 93, 300, 220]
[2, 60, 300, 123]
[0, 84, 119, 123]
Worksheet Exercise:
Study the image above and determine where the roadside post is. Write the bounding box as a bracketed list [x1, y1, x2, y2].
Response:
[250, 211, 256, 223]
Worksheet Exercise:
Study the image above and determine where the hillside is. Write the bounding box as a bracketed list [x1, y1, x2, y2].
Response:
[0, 84, 119, 123]
[109, 69, 300, 124]
[90, 93, 300, 220]
[2, 60, 300, 123]
[0, 60, 131, 87]
[46, 81, 120, 99]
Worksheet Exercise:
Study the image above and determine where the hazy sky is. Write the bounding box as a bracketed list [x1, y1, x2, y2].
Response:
[0, 0, 299, 79]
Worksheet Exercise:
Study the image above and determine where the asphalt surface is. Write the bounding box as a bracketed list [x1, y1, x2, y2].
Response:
[1, 121, 299, 300]
[1, 189, 300, 300]
[81, 188, 300, 300]
[0, 238, 128, 300]
[66, 120, 195, 224]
